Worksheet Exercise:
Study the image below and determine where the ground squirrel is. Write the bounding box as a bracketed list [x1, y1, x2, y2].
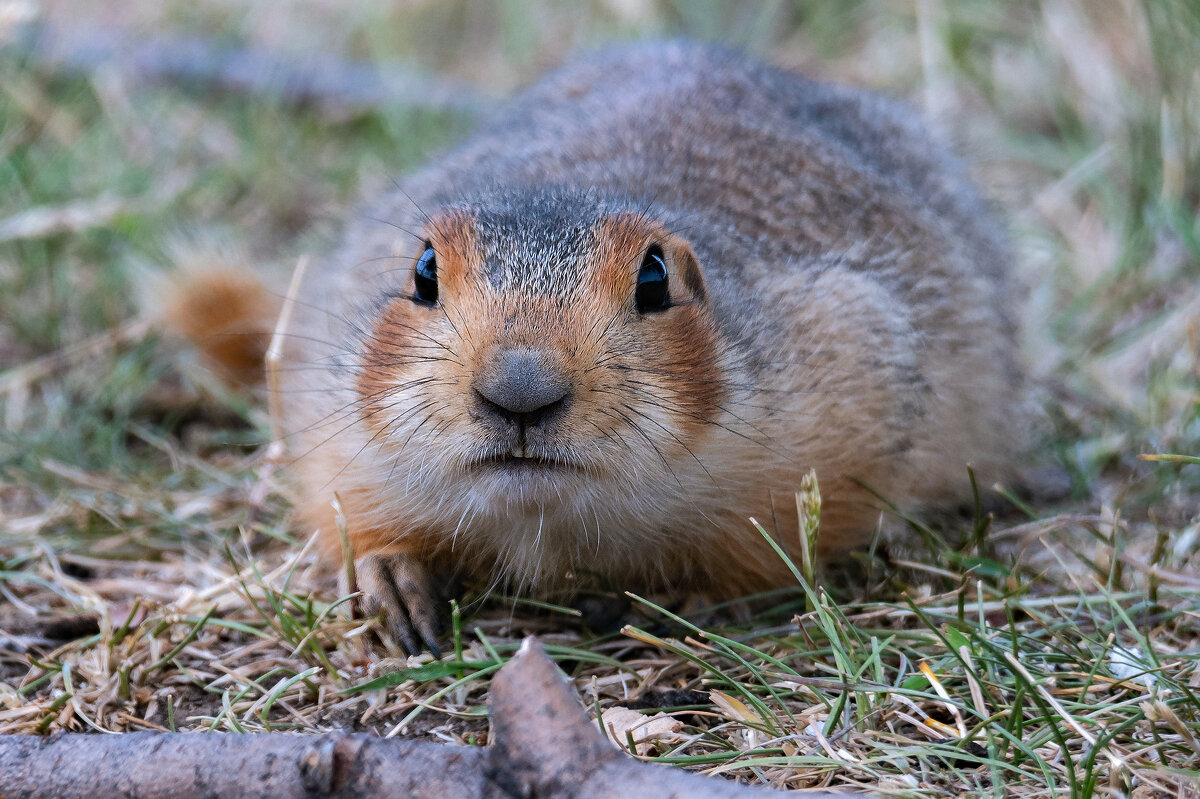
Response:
[177, 41, 1026, 654]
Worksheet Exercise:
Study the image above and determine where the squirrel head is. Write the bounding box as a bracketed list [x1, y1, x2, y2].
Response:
[354, 187, 730, 527]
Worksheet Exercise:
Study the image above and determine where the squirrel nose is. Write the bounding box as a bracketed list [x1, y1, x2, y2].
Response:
[474, 348, 572, 427]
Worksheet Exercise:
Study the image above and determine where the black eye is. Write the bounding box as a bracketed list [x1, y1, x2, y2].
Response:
[635, 245, 669, 313]
[413, 244, 437, 305]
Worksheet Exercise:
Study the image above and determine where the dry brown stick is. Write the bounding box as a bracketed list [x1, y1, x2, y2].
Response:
[0, 731, 488, 798]
[0, 317, 153, 395]
[8, 21, 493, 116]
[488, 638, 796, 799]
[0, 638, 878, 798]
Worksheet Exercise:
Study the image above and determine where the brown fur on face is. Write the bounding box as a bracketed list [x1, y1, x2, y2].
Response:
[338, 204, 737, 588]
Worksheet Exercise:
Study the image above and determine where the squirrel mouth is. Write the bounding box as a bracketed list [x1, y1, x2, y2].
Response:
[504, 445, 537, 460]
[471, 446, 572, 471]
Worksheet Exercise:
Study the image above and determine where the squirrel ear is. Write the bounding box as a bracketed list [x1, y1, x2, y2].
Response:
[664, 236, 707, 303]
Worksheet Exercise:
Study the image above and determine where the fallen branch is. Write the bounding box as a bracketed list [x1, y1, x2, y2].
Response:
[0, 318, 153, 396]
[0, 638, 878, 798]
[0, 731, 488, 798]
[7, 21, 493, 116]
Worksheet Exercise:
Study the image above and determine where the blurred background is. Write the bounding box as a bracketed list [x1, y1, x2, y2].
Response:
[1, 0, 1198, 584]
[1, 1, 1197, 477]
[0, 0, 1198, 771]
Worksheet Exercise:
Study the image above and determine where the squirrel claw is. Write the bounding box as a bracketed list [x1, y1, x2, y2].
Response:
[358, 553, 443, 658]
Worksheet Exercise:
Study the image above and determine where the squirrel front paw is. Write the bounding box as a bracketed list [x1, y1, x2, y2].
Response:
[357, 552, 443, 657]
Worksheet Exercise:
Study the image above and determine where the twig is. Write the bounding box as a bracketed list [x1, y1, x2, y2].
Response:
[0, 318, 153, 395]
[9, 21, 494, 116]
[0, 638, 879, 798]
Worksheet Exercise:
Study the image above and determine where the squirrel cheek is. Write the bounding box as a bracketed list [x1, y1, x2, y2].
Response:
[640, 308, 725, 440]
[353, 298, 450, 438]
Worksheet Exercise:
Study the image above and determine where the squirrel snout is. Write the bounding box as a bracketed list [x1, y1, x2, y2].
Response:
[473, 348, 572, 429]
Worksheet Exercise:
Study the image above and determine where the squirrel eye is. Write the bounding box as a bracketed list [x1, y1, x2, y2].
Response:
[413, 244, 438, 305]
[635, 245, 669, 314]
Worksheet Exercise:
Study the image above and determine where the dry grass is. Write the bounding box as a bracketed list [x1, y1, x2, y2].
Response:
[1, 1, 1198, 796]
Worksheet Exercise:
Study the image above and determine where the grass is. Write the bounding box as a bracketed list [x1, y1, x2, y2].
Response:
[1, 0, 1198, 795]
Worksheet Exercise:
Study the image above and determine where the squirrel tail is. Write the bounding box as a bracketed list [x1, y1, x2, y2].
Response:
[160, 265, 281, 387]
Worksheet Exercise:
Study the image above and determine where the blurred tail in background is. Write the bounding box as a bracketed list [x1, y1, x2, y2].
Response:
[160, 265, 280, 388]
